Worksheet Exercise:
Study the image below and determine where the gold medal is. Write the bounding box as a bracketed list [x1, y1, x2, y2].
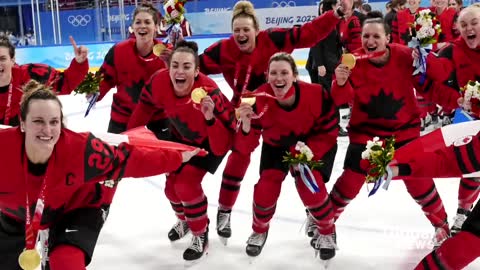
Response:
[240, 97, 256, 106]
[153, 43, 167, 57]
[191, 88, 207, 104]
[235, 108, 241, 119]
[18, 249, 41, 270]
[341, 53, 356, 70]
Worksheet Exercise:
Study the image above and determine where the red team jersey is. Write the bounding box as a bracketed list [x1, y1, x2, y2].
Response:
[0, 60, 88, 126]
[199, 11, 340, 106]
[422, 38, 480, 110]
[392, 8, 427, 45]
[0, 127, 183, 228]
[338, 15, 362, 53]
[431, 7, 458, 44]
[128, 70, 235, 159]
[332, 44, 423, 144]
[235, 81, 339, 181]
[98, 38, 167, 126]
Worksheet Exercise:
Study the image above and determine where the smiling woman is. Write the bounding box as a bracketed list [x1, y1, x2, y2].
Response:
[0, 35, 88, 127]
[127, 40, 236, 262]
[329, 17, 452, 250]
[0, 79, 199, 270]
[95, 2, 171, 135]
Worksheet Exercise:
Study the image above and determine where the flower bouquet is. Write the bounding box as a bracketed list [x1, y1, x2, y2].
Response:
[460, 80, 480, 118]
[408, 9, 442, 84]
[74, 70, 103, 117]
[283, 141, 323, 193]
[163, 0, 187, 47]
[360, 136, 396, 196]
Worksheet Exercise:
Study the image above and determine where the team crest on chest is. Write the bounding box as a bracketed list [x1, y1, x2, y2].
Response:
[453, 135, 473, 147]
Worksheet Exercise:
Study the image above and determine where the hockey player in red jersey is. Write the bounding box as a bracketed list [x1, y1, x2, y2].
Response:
[97, 3, 169, 134]
[199, 0, 346, 242]
[128, 40, 235, 261]
[0, 80, 199, 270]
[235, 52, 338, 260]
[419, 4, 480, 236]
[390, 130, 480, 270]
[391, 0, 424, 45]
[330, 17, 450, 248]
[0, 36, 88, 127]
[338, 0, 362, 53]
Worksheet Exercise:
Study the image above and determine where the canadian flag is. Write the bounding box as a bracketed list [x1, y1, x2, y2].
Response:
[391, 120, 480, 178]
[0, 125, 208, 156]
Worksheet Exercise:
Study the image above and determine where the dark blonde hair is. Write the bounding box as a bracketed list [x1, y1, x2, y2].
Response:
[0, 36, 15, 59]
[268, 52, 299, 76]
[20, 80, 63, 123]
[231, 1, 260, 31]
[169, 40, 200, 68]
[133, 1, 161, 25]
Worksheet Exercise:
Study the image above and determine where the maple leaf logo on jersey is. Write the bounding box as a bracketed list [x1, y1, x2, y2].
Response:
[453, 135, 473, 147]
[359, 89, 405, 120]
[125, 79, 145, 103]
[170, 116, 201, 142]
[269, 131, 306, 148]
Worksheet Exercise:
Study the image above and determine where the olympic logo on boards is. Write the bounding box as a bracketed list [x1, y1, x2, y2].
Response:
[272, 1, 296, 8]
[67, 15, 91, 27]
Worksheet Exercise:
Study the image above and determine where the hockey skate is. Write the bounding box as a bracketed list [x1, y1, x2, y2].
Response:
[183, 229, 209, 263]
[304, 209, 316, 237]
[432, 224, 450, 249]
[168, 219, 190, 242]
[216, 209, 232, 245]
[245, 231, 268, 257]
[451, 208, 471, 236]
[311, 231, 338, 262]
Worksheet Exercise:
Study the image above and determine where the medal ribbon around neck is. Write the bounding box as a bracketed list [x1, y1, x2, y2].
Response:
[235, 84, 296, 131]
[19, 153, 54, 270]
[234, 63, 253, 96]
[4, 82, 13, 125]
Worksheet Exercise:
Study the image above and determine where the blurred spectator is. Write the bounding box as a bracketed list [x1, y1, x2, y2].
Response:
[361, 3, 372, 15]
[353, 0, 367, 24]
[386, 1, 393, 13]
[448, 0, 463, 11]
[20, 30, 36, 46]
[306, 0, 342, 90]
[385, 0, 406, 42]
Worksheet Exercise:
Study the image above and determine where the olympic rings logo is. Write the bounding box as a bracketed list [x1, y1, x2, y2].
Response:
[67, 15, 91, 27]
[272, 1, 296, 8]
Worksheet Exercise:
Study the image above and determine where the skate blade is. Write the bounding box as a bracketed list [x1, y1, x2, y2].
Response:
[321, 259, 332, 269]
[247, 255, 258, 265]
[183, 249, 208, 268]
[219, 236, 228, 246]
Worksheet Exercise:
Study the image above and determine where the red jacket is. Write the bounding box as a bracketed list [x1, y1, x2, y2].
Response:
[128, 70, 235, 157]
[199, 10, 340, 106]
[425, 38, 480, 110]
[431, 7, 458, 44]
[338, 15, 362, 53]
[0, 60, 88, 126]
[392, 8, 426, 45]
[234, 81, 338, 182]
[0, 127, 183, 229]
[331, 44, 423, 144]
[98, 38, 167, 126]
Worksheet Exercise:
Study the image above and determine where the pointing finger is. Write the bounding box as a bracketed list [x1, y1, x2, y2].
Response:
[69, 36, 78, 51]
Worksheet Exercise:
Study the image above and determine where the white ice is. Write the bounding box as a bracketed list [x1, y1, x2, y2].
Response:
[57, 75, 480, 270]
